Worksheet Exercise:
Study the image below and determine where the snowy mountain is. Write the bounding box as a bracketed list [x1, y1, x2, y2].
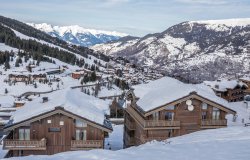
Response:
[28, 23, 128, 47]
[92, 18, 250, 83]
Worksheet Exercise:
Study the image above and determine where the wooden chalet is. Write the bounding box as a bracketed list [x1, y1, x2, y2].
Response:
[2, 89, 112, 157]
[9, 74, 29, 82]
[123, 77, 236, 148]
[14, 101, 25, 108]
[8, 73, 47, 82]
[204, 79, 248, 102]
[239, 77, 250, 96]
[71, 71, 85, 79]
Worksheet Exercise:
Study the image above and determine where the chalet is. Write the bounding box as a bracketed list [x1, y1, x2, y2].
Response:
[239, 77, 250, 96]
[14, 101, 25, 108]
[32, 74, 47, 81]
[124, 77, 236, 148]
[9, 74, 29, 82]
[3, 88, 112, 157]
[8, 73, 47, 82]
[204, 79, 248, 102]
[71, 71, 85, 79]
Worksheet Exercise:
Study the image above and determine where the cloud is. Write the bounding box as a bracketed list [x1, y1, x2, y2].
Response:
[175, 0, 228, 5]
[103, 0, 131, 6]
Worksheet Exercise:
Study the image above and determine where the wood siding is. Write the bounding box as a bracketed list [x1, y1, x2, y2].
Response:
[124, 97, 229, 148]
[6, 113, 106, 157]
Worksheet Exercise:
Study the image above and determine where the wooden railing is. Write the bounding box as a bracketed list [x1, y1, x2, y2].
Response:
[126, 106, 180, 128]
[140, 136, 168, 144]
[144, 120, 180, 128]
[3, 138, 46, 150]
[125, 117, 136, 130]
[201, 120, 227, 126]
[71, 140, 103, 150]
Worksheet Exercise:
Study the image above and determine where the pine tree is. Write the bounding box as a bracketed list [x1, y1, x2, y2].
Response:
[4, 61, 10, 69]
[5, 88, 8, 94]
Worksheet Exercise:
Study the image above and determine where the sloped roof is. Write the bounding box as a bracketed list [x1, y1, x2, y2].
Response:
[132, 77, 232, 112]
[204, 79, 248, 92]
[8, 88, 110, 128]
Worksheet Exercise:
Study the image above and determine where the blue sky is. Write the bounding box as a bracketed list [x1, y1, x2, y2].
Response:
[0, 0, 250, 36]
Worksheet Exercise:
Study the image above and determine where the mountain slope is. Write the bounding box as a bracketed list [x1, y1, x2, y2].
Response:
[92, 18, 250, 83]
[28, 23, 128, 47]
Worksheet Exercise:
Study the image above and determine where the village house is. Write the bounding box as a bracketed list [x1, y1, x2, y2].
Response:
[204, 79, 248, 102]
[71, 71, 85, 79]
[8, 73, 47, 82]
[9, 74, 29, 82]
[2, 88, 112, 158]
[123, 77, 236, 148]
[239, 77, 250, 96]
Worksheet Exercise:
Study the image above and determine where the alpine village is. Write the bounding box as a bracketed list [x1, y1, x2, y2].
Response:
[0, 2, 250, 160]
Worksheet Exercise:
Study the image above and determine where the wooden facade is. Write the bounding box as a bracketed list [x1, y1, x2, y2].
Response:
[239, 78, 250, 96]
[123, 92, 236, 148]
[3, 107, 112, 157]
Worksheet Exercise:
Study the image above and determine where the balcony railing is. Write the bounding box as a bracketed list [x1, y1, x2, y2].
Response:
[126, 106, 180, 128]
[201, 120, 227, 126]
[3, 138, 46, 150]
[140, 136, 168, 144]
[71, 140, 103, 150]
[144, 120, 180, 128]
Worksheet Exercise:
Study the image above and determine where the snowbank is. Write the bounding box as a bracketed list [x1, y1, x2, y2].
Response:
[6, 126, 250, 160]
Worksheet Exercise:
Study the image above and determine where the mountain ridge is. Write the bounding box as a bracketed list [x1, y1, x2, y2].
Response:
[91, 18, 250, 83]
[28, 23, 128, 47]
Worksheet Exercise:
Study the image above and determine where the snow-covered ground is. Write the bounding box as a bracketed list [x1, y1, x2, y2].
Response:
[105, 125, 124, 150]
[5, 126, 250, 160]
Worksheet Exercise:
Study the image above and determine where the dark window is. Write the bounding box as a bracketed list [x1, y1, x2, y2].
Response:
[48, 127, 61, 132]
[202, 112, 207, 120]
[165, 112, 174, 120]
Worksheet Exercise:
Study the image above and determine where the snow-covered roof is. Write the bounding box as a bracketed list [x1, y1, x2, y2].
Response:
[10, 88, 110, 126]
[132, 77, 230, 112]
[0, 95, 14, 108]
[240, 77, 250, 81]
[204, 79, 248, 92]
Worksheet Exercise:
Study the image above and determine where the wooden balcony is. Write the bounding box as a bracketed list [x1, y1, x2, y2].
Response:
[71, 140, 103, 150]
[201, 119, 227, 128]
[3, 138, 46, 150]
[144, 120, 180, 128]
[140, 136, 168, 144]
[126, 106, 180, 129]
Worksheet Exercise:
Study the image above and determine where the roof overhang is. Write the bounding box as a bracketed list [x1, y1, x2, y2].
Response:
[4, 106, 112, 133]
[144, 92, 236, 116]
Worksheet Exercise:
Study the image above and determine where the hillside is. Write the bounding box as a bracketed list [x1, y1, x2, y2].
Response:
[92, 18, 250, 83]
[28, 23, 128, 47]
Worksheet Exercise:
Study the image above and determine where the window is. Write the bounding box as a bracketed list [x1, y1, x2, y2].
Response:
[165, 112, 174, 121]
[202, 111, 207, 120]
[212, 108, 220, 120]
[165, 106, 175, 110]
[48, 127, 61, 132]
[76, 129, 87, 140]
[75, 119, 87, 127]
[19, 129, 30, 140]
[47, 120, 51, 124]
[60, 121, 64, 126]
[202, 103, 208, 110]
[152, 112, 159, 121]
